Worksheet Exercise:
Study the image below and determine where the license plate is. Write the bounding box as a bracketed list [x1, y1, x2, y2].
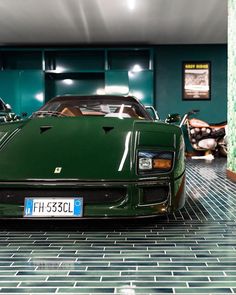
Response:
[24, 197, 83, 217]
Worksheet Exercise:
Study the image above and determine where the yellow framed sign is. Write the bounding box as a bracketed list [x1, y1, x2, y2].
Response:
[183, 62, 211, 100]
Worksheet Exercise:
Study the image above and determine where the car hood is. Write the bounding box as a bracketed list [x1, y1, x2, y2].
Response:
[0, 117, 179, 181]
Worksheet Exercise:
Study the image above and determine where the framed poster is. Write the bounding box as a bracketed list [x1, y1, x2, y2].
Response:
[182, 62, 211, 100]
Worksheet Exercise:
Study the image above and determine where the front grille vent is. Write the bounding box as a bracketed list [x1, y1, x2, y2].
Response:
[0, 188, 126, 205]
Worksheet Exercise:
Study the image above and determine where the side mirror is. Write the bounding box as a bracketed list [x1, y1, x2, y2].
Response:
[165, 113, 181, 124]
[5, 104, 12, 111]
[145, 106, 159, 120]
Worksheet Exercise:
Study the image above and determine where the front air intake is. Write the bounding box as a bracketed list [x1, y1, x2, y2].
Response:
[140, 186, 169, 205]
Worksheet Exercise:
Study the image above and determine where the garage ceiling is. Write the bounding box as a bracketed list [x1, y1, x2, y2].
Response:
[0, 0, 227, 45]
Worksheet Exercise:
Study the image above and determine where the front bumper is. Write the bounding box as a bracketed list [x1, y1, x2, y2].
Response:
[0, 176, 185, 218]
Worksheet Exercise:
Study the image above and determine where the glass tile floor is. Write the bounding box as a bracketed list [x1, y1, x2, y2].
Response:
[0, 158, 236, 294]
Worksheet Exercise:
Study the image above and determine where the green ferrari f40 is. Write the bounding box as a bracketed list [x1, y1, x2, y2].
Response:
[0, 95, 186, 219]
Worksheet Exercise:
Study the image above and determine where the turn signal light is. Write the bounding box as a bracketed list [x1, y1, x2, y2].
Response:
[153, 159, 172, 170]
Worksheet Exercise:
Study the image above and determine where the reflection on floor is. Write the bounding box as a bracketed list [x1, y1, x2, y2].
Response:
[1, 158, 236, 294]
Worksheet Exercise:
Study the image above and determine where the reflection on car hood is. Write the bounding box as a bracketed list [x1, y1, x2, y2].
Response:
[0, 117, 179, 181]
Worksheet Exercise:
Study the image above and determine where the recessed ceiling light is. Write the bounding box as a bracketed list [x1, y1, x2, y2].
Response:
[131, 64, 142, 72]
[127, 0, 135, 10]
[105, 85, 129, 94]
[96, 88, 106, 95]
[35, 93, 44, 102]
[55, 66, 65, 73]
[63, 79, 74, 85]
[130, 91, 143, 100]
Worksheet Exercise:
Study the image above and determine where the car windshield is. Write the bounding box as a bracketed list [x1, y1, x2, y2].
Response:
[33, 96, 151, 120]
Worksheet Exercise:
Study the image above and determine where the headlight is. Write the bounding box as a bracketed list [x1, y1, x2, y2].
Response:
[139, 157, 152, 170]
[138, 151, 173, 174]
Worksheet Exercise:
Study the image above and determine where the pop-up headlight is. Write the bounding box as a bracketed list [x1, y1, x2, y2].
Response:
[138, 151, 173, 174]
[139, 157, 152, 170]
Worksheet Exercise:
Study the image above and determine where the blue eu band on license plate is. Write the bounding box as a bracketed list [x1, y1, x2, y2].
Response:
[24, 197, 83, 217]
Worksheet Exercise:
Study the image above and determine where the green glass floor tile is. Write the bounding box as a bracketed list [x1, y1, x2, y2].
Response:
[155, 276, 209, 281]
[225, 271, 236, 275]
[0, 271, 17, 275]
[23, 253, 59, 257]
[48, 276, 101, 281]
[19, 281, 74, 287]
[158, 262, 207, 266]
[19, 246, 62, 250]
[110, 262, 158, 266]
[175, 287, 232, 293]
[59, 253, 104, 258]
[69, 271, 120, 276]
[115, 253, 150, 257]
[102, 276, 154, 281]
[173, 271, 225, 276]
[138, 266, 187, 271]
[0, 282, 19, 287]
[0, 253, 16, 257]
[87, 266, 137, 271]
[189, 282, 236, 287]
[57, 287, 114, 293]
[151, 253, 195, 258]
[188, 266, 236, 271]
[17, 271, 69, 276]
[122, 271, 172, 276]
[218, 258, 236, 262]
[207, 262, 236, 266]
[37, 265, 86, 271]
[134, 282, 186, 287]
[211, 276, 236, 281]
[124, 257, 161, 261]
[0, 263, 13, 266]
[0, 276, 47, 281]
[75, 282, 130, 287]
[116, 287, 173, 293]
[4, 267, 36, 271]
[0, 287, 57, 293]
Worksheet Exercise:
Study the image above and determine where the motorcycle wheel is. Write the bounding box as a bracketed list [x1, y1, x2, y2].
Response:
[218, 138, 227, 157]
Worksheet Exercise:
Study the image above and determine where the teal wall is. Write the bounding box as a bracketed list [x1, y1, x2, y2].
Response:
[45, 73, 105, 101]
[155, 45, 227, 123]
[0, 48, 154, 115]
[0, 70, 44, 115]
[0, 45, 227, 126]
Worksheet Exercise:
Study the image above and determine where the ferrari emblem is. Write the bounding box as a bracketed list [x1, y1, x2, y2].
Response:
[54, 167, 62, 174]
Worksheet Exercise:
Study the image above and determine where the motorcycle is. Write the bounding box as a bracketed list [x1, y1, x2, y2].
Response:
[167, 110, 227, 158]
[0, 98, 20, 123]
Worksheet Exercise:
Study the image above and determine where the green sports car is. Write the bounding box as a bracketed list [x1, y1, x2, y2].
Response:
[0, 95, 186, 219]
